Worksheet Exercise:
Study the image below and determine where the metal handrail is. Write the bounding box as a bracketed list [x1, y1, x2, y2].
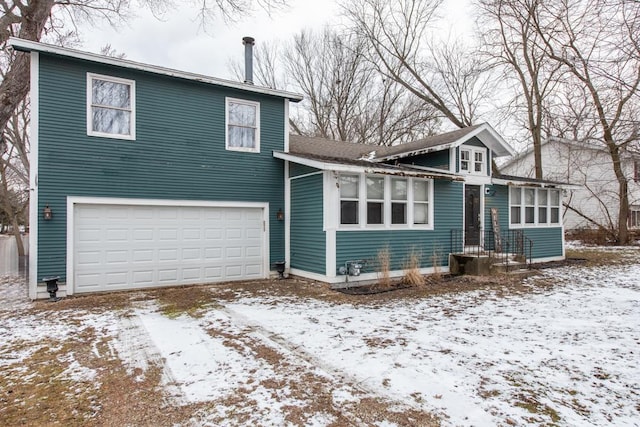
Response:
[450, 229, 533, 271]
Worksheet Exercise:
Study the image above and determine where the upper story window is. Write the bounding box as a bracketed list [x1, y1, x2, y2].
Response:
[510, 186, 561, 227]
[226, 98, 260, 153]
[460, 146, 487, 175]
[87, 73, 135, 140]
[634, 160, 639, 183]
[339, 173, 433, 229]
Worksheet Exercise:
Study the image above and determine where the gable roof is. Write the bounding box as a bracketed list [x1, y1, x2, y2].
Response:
[288, 123, 514, 165]
[9, 37, 303, 102]
[501, 137, 640, 171]
[377, 123, 515, 160]
[277, 134, 462, 180]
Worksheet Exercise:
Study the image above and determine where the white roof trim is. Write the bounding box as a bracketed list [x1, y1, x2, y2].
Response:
[377, 123, 515, 162]
[9, 37, 304, 102]
[492, 177, 580, 189]
[274, 151, 463, 180]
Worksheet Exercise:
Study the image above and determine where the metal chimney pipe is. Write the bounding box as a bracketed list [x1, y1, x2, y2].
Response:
[242, 36, 255, 85]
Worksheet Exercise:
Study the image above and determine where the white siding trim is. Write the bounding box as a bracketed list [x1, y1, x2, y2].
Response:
[290, 266, 451, 285]
[28, 52, 39, 300]
[324, 171, 337, 277]
[65, 197, 270, 296]
[284, 99, 290, 152]
[532, 255, 565, 263]
[284, 160, 291, 272]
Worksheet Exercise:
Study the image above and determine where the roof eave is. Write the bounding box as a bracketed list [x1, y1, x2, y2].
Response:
[274, 151, 463, 180]
[492, 176, 580, 189]
[9, 37, 304, 102]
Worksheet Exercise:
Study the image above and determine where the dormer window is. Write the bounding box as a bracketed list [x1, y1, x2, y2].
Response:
[460, 147, 487, 175]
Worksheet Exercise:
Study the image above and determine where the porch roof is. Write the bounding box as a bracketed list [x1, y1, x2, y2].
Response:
[492, 174, 580, 189]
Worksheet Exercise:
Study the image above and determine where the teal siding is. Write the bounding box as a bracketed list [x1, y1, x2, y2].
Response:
[485, 185, 510, 234]
[290, 173, 325, 274]
[401, 151, 450, 170]
[519, 227, 564, 259]
[465, 136, 485, 147]
[336, 180, 463, 273]
[37, 54, 287, 280]
[290, 163, 320, 177]
[487, 185, 564, 259]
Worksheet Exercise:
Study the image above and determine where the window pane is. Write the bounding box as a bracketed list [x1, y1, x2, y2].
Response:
[92, 79, 130, 108]
[228, 126, 256, 148]
[392, 202, 406, 224]
[367, 176, 384, 199]
[391, 178, 407, 199]
[550, 190, 560, 206]
[525, 206, 535, 223]
[229, 102, 256, 126]
[524, 188, 535, 205]
[539, 207, 547, 223]
[92, 107, 131, 134]
[551, 207, 560, 223]
[539, 189, 548, 206]
[511, 206, 521, 224]
[414, 203, 429, 224]
[367, 202, 383, 224]
[413, 180, 429, 202]
[475, 152, 483, 162]
[461, 150, 470, 160]
[510, 187, 521, 204]
[341, 201, 358, 224]
[340, 175, 359, 198]
[474, 162, 483, 172]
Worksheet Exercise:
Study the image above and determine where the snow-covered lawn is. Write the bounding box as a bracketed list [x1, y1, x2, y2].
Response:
[1, 245, 639, 426]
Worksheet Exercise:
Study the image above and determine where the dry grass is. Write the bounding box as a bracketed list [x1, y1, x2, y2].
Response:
[403, 249, 425, 287]
[377, 246, 392, 289]
[430, 244, 444, 279]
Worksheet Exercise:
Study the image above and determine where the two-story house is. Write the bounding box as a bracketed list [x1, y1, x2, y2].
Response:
[11, 38, 570, 298]
[501, 137, 640, 233]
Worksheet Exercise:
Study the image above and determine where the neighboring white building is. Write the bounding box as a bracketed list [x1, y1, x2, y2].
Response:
[501, 138, 640, 231]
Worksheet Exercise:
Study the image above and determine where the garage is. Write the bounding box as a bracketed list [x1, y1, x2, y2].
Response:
[70, 200, 267, 294]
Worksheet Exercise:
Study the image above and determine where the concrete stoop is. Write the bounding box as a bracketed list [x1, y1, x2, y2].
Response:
[450, 253, 529, 276]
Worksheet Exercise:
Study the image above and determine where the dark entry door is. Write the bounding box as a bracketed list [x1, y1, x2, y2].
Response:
[465, 185, 481, 246]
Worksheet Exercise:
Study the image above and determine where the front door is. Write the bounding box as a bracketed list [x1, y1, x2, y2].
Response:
[465, 185, 481, 246]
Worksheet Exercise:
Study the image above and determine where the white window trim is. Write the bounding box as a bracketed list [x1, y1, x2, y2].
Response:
[338, 173, 434, 231]
[225, 97, 260, 153]
[459, 146, 487, 176]
[509, 186, 562, 228]
[630, 206, 640, 229]
[86, 73, 136, 140]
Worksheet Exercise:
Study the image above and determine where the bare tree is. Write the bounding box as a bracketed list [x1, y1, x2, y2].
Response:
[476, 0, 563, 179]
[533, 0, 640, 244]
[283, 29, 440, 145]
[341, 0, 494, 129]
[231, 28, 440, 145]
[0, 98, 29, 256]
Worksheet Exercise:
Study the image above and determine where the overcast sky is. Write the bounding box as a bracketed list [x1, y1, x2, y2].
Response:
[75, 0, 472, 81]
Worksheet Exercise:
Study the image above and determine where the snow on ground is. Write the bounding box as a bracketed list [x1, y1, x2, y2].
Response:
[1, 248, 639, 426]
[224, 262, 640, 426]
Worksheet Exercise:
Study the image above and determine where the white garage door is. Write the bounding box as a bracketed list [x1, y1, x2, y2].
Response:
[72, 203, 266, 293]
